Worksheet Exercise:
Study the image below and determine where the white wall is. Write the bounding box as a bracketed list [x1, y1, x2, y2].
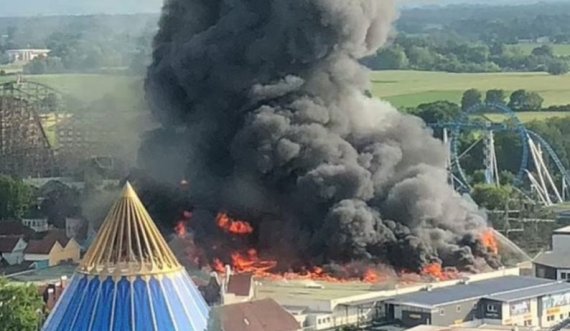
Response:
[502, 298, 539, 327]
[552, 234, 570, 252]
[2, 238, 27, 265]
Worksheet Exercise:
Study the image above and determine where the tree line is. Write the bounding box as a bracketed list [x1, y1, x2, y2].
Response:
[0, 15, 156, 74]
[363, 35, 569, 75]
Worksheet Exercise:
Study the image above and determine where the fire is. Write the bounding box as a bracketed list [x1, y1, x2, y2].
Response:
[481, 229, 499, 255]
[231, 249, 278, 275]
[363, 269, 381, 283]
[174, 211, 192, 238]
[421, 263, 459, 281]
[212, 249, 386, 284]
[175, 221, 187, 238]
[216, 213, 254, 235]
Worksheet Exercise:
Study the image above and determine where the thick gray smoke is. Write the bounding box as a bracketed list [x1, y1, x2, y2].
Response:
[143, 0, 499, 272]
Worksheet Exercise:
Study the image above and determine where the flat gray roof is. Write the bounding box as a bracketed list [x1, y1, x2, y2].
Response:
[385, 276, 554, 308]
[486, 281, 570, 302]
[554, 225, 570, 234]
[534, 251, 570, 269]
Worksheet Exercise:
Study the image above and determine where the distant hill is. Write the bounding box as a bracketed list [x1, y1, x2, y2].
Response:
[1, 0, 163, 17]
[404, 0, 570, 7]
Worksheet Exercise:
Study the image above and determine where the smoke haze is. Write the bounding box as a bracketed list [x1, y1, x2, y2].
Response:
[142, 0, 499, 272]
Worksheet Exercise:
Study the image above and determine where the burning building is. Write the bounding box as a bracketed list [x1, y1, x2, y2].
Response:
[141, 0, 501, 281]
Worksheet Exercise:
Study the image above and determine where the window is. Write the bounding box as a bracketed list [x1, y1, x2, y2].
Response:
[440, 309, 445, 316]
[562, 272, 568, 280]
[487, 304, 498, 312]
[456, 305, 462, 313]
[561, 314, 564, 320]
[524, 320, 532, 326]
[548, 316, 555, 322]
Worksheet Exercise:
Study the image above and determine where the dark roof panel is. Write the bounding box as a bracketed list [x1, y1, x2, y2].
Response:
[227, 273, 253, 296]
[386, 276, 554, 308]
[0, 236, 23, 253]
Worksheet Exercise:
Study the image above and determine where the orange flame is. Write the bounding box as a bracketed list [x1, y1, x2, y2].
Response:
[174, 211, 192, 238]
[421, 263, 459, 281]
[363, 269, 381, 283]
[213, 249, 386, 283]
[481, 229, 499, 255]
[175, 221, 187, 238]
[216, 213, 254, 235]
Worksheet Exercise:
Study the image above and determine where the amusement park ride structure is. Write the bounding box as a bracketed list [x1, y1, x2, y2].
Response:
[0, 77, 120, 177]
[430, 102, 570, 207]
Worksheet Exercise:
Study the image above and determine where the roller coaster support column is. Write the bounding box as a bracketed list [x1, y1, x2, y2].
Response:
[528, 135, 563, 205]
[484, 131, 500, 186]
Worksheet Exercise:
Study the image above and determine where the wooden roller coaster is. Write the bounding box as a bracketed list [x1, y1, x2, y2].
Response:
[0, 77, 122, 178]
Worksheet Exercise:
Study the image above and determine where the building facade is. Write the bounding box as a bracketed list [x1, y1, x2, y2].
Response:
[22, 218, 49, 233]
[0, 236, 27, 265]
[6, 49, 50, 64]
[534, 225, 570, 281]
[384, 276, 570, 328]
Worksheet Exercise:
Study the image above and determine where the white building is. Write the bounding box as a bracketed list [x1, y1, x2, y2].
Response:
[65, 218, 86, 239]
[6, 49, 50, 64]
[22, 218, 49, 233]
[534, 225, 570, 281]
[0, 236, 27, 265]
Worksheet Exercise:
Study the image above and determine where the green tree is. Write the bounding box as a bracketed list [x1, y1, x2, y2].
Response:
[471, 184, 513, 210]
[508, 90, 544, 112]
[531, 44, 554, 57]
[547, 60, 569, 75]
[0, 52, 9, 65]
[412, 101, 461, 124]
[407, 46, 436, 69]
[0, 176, 32, 219]
[485, 89, 506, 104]
[461, 89, 482, 111]
[23, 57, 47, 75]
[0, 279, 44, 331]
[368, 46, 409, 70]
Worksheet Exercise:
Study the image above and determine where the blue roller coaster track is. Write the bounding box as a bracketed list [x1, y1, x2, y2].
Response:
[428, 102, 569, 200]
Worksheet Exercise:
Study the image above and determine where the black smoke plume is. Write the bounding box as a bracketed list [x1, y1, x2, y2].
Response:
[141, 0, 499, 272]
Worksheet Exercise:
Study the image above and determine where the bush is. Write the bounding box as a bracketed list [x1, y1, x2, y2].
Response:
[547, 60, 569, 75]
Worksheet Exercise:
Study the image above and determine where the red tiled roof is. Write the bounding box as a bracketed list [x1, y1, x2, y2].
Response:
[42, 230, 70, 247]
[227, 273, 253, 296]
[0, 236, 22, 253]
[220, 298, 300, 331]
[25, 239, 58, 255]
[24, 229, 71, 255]
[0, 221, 34, 238]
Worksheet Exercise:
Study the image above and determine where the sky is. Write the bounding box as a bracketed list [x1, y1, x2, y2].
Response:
[1, 0, 570, 16]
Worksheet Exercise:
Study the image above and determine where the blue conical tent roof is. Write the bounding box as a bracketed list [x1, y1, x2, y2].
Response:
[42, 182, 209, 331]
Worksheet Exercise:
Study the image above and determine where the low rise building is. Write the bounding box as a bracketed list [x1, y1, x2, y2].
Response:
[384, 276, 570, 328]
[222, 273, 254, 305]
[0, 236, 27, 265]
[534, 225, 570, 280]
[22, 218, 49, 233]
[219, 298, 302, 331]
[6, 49, 50, 64]
[24, 230, 80, 267]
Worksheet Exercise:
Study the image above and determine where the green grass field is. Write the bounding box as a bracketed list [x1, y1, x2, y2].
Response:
[508, 43, 570, 56]
[1, 71, 570, 124]
[371, 71, 570, 109]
